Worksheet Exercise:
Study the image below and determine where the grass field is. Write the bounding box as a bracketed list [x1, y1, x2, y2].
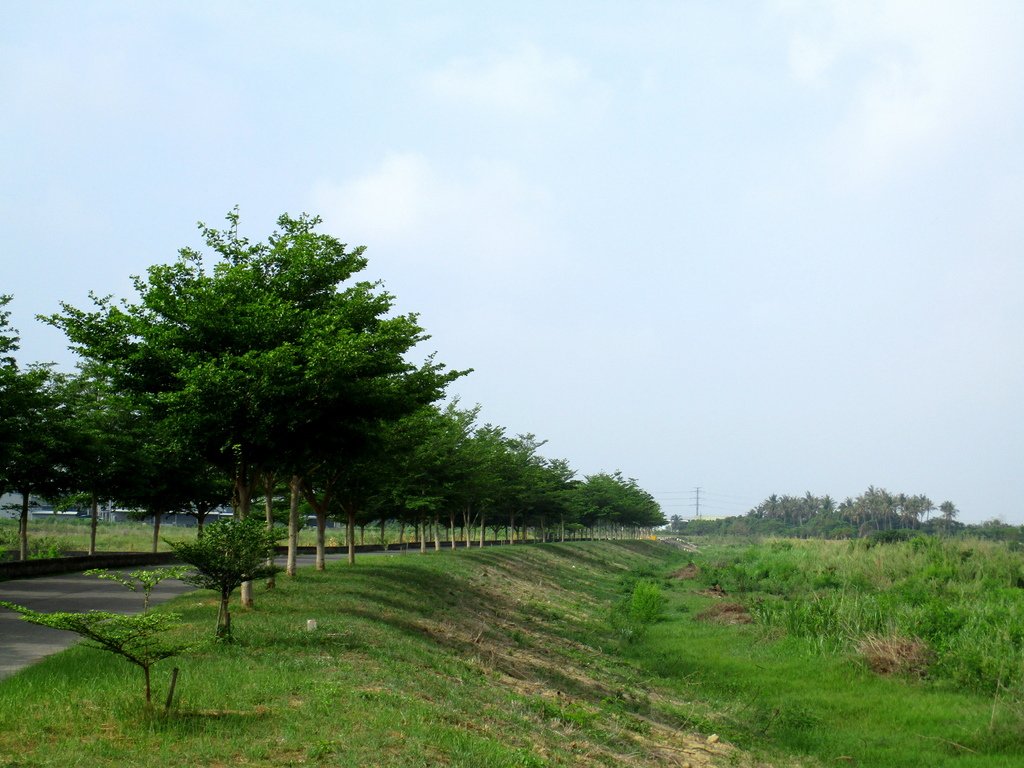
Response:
[2, 536, 1022, 767]
[630, 536, 1024, 765]
[692, 536, 1024, 698]
[0, 517, 201, 557]
[0, 517, 407, 559]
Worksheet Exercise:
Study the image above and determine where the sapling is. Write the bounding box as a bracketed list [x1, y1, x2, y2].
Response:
[0, 565, 191, 706]
[168, 517, 282, 641]
[0, 604, 185, 706]
[84, 565, 191, 611]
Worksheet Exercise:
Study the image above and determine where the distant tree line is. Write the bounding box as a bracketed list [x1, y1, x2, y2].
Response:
[1, 211, 665, 566]
[670, 487, 1022, 543]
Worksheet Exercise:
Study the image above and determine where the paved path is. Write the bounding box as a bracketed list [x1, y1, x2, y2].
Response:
[0, 553, 358, 681]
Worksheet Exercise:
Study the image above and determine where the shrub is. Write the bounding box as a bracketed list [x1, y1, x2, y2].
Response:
[611, 579, 664, 643]
[866, 529, 919, 545]
[629, 579, 664, 625]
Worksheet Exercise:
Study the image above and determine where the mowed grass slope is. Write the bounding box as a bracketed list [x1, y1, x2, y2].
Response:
[0, 541, 738, 768]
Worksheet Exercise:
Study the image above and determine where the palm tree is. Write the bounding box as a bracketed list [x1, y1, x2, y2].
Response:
[939, 501, 958, 535]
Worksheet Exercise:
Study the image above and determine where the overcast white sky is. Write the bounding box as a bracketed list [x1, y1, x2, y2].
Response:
[3, 1, 1022, 523]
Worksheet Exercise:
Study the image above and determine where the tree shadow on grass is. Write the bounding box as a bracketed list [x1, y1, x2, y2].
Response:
[141, 706, 274, 736]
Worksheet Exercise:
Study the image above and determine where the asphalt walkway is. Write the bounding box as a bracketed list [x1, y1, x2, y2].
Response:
[0, 553, 353, 680]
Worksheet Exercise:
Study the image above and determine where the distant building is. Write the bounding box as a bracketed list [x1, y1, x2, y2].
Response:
[0, 492, 55, 520]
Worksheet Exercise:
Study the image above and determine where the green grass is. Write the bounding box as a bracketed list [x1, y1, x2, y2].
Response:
[0, 518, 198, 556]
[631, 576, 1024, 766]
[693, 536, 1024, 697]
[1, 517, 512, 559]
[1, 541, 732, 768]
[4, 536, 1023, 767]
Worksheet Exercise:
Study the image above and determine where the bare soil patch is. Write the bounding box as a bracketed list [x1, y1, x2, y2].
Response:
[672, 563, 701, 580]
[697, 584, 728, 598]
[696, 603, 753, 625]
[857, 634, 932, 677]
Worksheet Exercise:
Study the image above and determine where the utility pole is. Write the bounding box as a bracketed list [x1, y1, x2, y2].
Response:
[693, 487, 701, 520]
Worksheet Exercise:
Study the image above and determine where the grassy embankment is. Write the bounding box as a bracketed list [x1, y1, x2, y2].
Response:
[0, 540, 737, 768]
[2, 536, 1023, 767]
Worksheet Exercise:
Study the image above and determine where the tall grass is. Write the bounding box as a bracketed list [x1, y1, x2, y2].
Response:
[1, 517, 525, 558]
[696, 536, 1024, 697]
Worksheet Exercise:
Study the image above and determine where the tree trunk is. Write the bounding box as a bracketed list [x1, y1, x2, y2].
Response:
[399, 520, 406, 545]
[379, 517, 386, 546]
[449, 510, 457, 549]
[559, 516, 565, 543]
[419, 519, 426, 553]
[264, 475, 276, 589]
[464, 504, 472, 547]
[479, 512, 485, 548]
[217, 592, 231, 640]
[89, 493, 99, 556]
[347, 506, 356, 565]
[287, 475, 300, 577]
[151, 512, 161, 554]
[18, 492, 28, 561]
[433, 515, 441, 551]
[316, 507, 327, 571]
[509, 512, 515, 543]
[235, 461, 254, 608]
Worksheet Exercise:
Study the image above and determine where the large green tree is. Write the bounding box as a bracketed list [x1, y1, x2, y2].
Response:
[48, 211, 370, 521]
[58, 363, 142, 554]
[49, 211, 464, 579]
[1, 364, 74, 560]
[0, 295, 21, 504]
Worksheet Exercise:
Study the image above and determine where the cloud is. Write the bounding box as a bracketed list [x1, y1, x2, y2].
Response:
[309, 152, 555, 271]
[776, 0, 1024, 186]
[422, 43, 607, 121]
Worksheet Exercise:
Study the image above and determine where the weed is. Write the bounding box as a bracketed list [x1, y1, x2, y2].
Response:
[609, 579, 664, 643]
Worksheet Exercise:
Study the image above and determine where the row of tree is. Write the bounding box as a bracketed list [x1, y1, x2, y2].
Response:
[1, 211, 665, 570]
[669, 487, 962, 539]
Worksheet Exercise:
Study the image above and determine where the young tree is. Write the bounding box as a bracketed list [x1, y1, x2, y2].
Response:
[168, 517, 282, 640]
[0, 605, 183, 705]
[84, 566, 191, 611]
[0, 565, 188, 706]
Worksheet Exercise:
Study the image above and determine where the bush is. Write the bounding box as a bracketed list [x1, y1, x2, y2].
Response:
[611, 579, 664, 643]
[629, 580, 664, 625]
[0, 527, 72, 560]
[866, 529, 919, 545]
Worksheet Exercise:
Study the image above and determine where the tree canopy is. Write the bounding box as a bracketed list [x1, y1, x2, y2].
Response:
[5, 211, 661, 559]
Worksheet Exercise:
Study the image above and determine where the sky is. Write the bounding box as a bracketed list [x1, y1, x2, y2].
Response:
[2, 1, 1022, 524]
